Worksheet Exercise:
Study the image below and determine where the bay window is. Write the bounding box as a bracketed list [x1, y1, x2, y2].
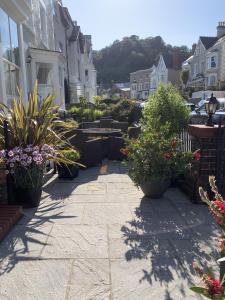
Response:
[0, 8, 20, 103]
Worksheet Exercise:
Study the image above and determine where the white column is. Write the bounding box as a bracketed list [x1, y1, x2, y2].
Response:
[18, 24, 28, 105]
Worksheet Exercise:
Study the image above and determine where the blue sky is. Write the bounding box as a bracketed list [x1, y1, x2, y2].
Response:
[63, 0, 225, 50]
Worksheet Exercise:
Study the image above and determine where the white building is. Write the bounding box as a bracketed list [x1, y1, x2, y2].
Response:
[0, 0, 97, 108]
[130, 55, 181, 99]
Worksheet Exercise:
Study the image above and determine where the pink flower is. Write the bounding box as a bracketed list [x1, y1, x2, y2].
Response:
[8, 150, 14, 157]
[0, 150, 6, 158]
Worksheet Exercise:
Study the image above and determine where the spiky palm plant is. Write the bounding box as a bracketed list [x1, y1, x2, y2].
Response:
[0, 82, 77, 165]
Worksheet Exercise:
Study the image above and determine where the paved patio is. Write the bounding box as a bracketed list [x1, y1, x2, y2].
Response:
[0, 161, 221, 300]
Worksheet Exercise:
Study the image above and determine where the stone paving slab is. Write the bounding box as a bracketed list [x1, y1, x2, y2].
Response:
[67, 259, 110, 300]
[41, 224, 108, 259]
[0, 161, 219, 299]
[0, 259, 71, 300]
[0, 224, 53, 261]
[82, 203, 132, 225]
[110, 258, 203, 300]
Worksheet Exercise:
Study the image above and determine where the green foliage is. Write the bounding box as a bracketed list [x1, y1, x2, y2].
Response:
[181, 70, 189, 87]
[61, 149, 80, 162]
[68, 106, 105, 123]
[110, 99, 136, 123]
[0, 82, 76, 166]
[126, 130, 193, 185]
[14, 165, 43, 189]
[142, 84, 190, 137]
[93, 95, 103, 108]
[79, 96, 87, 109]
[93, 35, 191, 84]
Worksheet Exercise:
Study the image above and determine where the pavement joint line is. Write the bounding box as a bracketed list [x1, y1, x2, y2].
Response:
[39, 223, 54, 257]
[107, 224, 113, 300]
[64, 258, 74, 300]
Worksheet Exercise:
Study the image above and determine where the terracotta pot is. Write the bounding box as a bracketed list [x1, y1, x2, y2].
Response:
[140, 179, 170, 198]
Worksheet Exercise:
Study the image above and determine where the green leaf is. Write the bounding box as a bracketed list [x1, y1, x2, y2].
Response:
[190, 286, 207, 294]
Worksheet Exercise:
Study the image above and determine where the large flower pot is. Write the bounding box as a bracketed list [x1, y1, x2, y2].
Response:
[13, 186, 42, 208]
[58, 164, 79, 180]
[140, 179, 170, 198]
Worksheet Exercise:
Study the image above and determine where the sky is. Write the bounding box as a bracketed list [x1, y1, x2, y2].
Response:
[63, 0, 225, 50]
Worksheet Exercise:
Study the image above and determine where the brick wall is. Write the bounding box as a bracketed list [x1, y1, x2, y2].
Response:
[0, 168, 7, 203]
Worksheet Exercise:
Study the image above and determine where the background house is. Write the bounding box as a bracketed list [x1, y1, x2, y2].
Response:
[130, 55, 181, 100]
[182, 22, 225, 92]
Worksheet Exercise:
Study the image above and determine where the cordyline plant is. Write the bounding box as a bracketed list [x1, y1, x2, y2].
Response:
[190, 177, 225, 299]
[0, 82, 77, 166]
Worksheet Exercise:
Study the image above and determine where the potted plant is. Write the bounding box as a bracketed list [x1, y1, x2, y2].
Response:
[0, 82, 77, 207]
[123, 84, 191, 198]
[124, 128, 173, 198]
[58, 149, 80, 180]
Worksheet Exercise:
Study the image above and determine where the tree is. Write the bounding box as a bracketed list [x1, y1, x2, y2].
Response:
[181, 70, 189, 88]
[93, 36, 191, 84]
[142, 84, 190, 137]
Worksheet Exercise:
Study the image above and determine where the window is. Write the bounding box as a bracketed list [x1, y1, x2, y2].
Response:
[78, 60, 81, 81]
[207, 56, 217, 69]
[138, 83, 142, 91]
[59, 42, 63, 53]
[200, 61, 205, 73]
[85, 69, 89, 82]
[26, 0, 34, 29]
[0, 9, 20, 102]
[209, 75, 216, 86]
[145, 82, 149, 90]
[40, 2, 47, 46]
[194, 63, 198, 75]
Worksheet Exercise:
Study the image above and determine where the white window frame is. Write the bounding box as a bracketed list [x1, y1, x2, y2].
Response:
[207, 55, 218, 70]
[39, 0, 48, 47]
[194, 63, 198, 75]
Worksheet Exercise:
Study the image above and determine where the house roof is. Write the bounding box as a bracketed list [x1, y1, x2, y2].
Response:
[200, 36, 218, 49]
[114, 82, 130, 89]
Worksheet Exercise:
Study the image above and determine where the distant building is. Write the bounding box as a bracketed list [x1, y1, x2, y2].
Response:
[182, 22, 225, 91]
[112, 82, 131, 99]
[130, 55, 181, 100]
[130, 69, 152, 100]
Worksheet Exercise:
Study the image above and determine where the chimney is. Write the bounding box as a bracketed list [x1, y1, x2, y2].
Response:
[73, 21, 77, 26]
[217, 22, 225, 38]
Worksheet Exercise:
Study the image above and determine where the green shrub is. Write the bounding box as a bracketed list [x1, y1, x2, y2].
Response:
[110, 99, 136, 123]
[142, 84, 190, 137]
[68, 106, 104, 123]
[61, 149, 80, 162]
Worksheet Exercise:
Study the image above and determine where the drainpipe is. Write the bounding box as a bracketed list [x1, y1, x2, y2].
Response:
[65, 28, 70, 102]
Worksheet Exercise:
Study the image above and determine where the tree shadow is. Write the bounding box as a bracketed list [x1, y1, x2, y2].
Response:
[121, 191, 221, 298]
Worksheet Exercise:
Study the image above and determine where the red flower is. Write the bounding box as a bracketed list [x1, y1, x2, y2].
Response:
[193, 149, 201, 161]
[120, 148, 128, 156]
[213, 200, 225, 214]
[203, 275, 223, 296]
[163, 152, 173, 160]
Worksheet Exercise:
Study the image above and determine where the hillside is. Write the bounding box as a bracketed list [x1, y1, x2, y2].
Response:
[93, 35, 192, 84]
